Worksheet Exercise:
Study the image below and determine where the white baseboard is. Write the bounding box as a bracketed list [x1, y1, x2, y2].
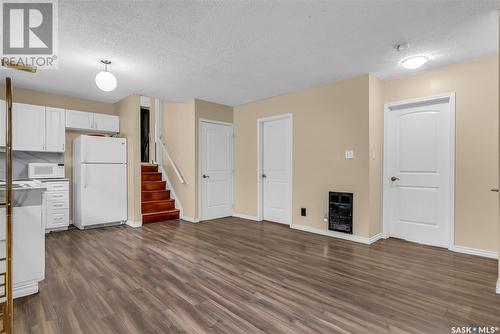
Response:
[290, 224, 380, 245]
[368, 233, 384, 244]
[449, 245, 498, 259]
[232, 213, 262, 222]
[126, 220, 142, 228]
[182, 215, 200, 223]
[496, 281, 500, 294]
[13, 282, 39, 299]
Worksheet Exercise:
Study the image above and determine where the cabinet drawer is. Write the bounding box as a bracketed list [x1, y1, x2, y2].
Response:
[45, 182, 69, 192]
[46, 191, 68, 202]
[46, 209, 69, 228]
[47, 199, 68, 210]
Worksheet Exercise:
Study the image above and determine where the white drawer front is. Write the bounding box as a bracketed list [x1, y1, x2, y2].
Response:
[45, 182, 69, 192]
[47, 199, 68, 210]
[46, 191, 68, 202]
[46, 209, 69, 228]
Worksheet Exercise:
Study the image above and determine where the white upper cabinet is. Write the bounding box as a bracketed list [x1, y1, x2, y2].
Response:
[0, 100, 5, 147]
[93, 113, 119, 133]
[65, 110, 94, 130]
[45, 107, 65, 152]
[13, 103, 46, 152]
[66, 109, 119, 133]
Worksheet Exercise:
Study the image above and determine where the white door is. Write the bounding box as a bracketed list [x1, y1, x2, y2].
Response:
[45, 107, 65, 152]
[13, 103, 46, 151]
[261, 116, 292, 225]
[81, 163, 127, 226]
[200, 122, 233, 220]
[385, 95, 454, 247]
[94, 113, 119, 133]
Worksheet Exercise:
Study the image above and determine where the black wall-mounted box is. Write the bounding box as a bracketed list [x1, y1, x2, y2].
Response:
[328, 192, 353, 234]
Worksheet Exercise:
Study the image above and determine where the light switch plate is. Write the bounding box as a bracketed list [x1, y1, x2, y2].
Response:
[345, 149, 354, 159]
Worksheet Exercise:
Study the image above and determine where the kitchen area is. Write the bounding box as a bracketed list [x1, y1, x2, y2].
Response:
[0, 101, 126, 299]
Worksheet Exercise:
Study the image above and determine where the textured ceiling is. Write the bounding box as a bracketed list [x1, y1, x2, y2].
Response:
[3, 0, 499, 106]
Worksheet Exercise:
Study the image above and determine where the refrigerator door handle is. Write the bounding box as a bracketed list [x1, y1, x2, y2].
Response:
[83, 165, 88, 188]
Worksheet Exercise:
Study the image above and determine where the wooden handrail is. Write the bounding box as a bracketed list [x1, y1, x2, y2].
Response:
[158, 137, 186, 184]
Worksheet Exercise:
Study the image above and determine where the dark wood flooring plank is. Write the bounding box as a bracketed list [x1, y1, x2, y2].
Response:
[12, 217, 500, 334]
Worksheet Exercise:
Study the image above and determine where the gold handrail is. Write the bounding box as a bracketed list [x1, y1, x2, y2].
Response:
[3, 77, 13, 333]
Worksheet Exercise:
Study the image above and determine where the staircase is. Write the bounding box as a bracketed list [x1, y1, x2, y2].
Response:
[141, 164, 180, 224]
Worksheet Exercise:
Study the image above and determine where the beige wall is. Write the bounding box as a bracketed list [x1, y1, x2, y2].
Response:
[162, 100, 197, 218]
[384, 55, 499, 252]
[368, 75, 384, 236]
[115, 94, 142, 225]
[0, 86, 116, 218]
[161, 99, 233, 219]
[234, 75, 373, 237]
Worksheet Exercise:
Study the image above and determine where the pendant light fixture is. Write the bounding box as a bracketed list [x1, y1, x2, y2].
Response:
[95, 60, 117, 92]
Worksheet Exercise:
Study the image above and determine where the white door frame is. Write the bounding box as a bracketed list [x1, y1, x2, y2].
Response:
[198, 119, 234, 221]
[383, 92, 455, 249]
[257, 113, 293, 225]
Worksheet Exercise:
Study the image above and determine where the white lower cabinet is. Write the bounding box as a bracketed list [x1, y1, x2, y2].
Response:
[0, 203, 45, 299]
[43, 181, 70, 231]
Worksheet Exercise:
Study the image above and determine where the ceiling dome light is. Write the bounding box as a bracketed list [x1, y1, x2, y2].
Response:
[95, 60, 117, 92]
[401, 55, 429, 70]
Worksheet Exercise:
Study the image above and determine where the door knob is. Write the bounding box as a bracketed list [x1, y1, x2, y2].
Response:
[490, 188, 499, 192]
[390, 176, 400, 182]
[202, 174, 210, 179]
[262, 174, 267, 178]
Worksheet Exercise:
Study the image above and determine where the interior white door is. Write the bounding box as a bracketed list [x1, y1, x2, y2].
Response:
[200, 122, 233, 220]
[81, 163, 127, 226]
[261, 116, 292, 225]
[385, 97, 453, 247]
[45, 107, 65, 152]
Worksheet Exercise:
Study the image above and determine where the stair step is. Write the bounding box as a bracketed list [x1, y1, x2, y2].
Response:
[141, 172, 162, 181]
[143, 209, 180, 224]
[142, 199, 175, 213]
[142, 181, 166, 191]
[141, 164, 158, 173]
[141, 190, 171, 201]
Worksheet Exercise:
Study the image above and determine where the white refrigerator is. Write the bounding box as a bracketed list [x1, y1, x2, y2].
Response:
[73, 135, 127, 229]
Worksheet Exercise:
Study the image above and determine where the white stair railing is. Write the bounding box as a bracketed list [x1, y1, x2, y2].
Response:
[158, 137, 185, 184]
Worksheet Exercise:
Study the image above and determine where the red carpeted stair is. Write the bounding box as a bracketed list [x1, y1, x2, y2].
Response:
[141, 164, 180, 224]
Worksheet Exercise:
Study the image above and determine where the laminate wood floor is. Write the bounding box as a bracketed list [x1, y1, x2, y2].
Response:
[13, 218, 500, 334]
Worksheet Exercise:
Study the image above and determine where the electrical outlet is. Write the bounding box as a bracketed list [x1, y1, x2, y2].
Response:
[345, 149, 354, 159]
[301, 208, 307, 217]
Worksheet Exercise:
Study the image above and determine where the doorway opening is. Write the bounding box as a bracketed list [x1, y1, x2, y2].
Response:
[140, 107, 150, 163]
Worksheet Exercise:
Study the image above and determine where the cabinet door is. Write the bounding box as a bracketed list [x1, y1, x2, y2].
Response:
[0, 100, 5, 147]
[94, 113, 119, 133]
[65, 110, 93, 130]
[13, 103, 46, 151]
[45, 107, 65, 152]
